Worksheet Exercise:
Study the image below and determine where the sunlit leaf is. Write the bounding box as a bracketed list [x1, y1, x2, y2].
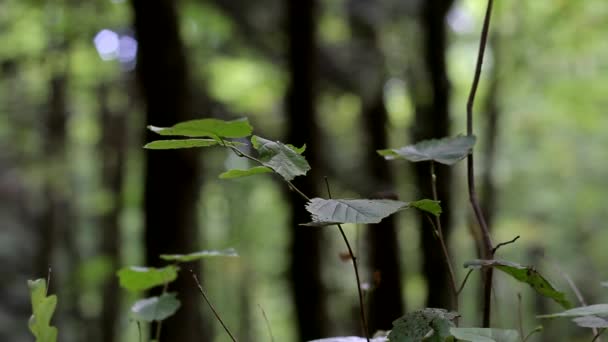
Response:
[117, 265, 179, 292]
[148, 118, 252, 139]
[28, 279, 58, 342]
[303, 198, 409, 226]
[219, 166, 273, 179]
[251, 135, 310, 180]
[465, 259, 572, 309]
[130, 293, 181, 322]
[144, 139, 218, 149]
[449, 328, 519, 342]
[538, 304, 608, 318]
[160, 248, 239, 262]
[409, 199, 442, 217]
[378, 135, 476, 165]
[388, 308, 458, 342]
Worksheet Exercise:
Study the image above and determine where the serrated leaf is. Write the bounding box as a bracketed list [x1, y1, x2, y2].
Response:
[409, 199, 442, 216]
[388, 308, 458, 342]
[117, 265, 179, 292]
[130, 293, 181, 322]
[28, 279, 58, 342]
[378, 135, 476, 165]
[303, 198, 409, 226]
[219, 166, 273, 179]
[449, 328, 519, 342]
[464, 259, 572, 309]
[148, 118, 252, 139]
[144, 139, 218, 149]
[160, 248, 239, 262]
[538, 304, 608, 318]
[251, 136, 310, 180]
[308, 337, 387, 342]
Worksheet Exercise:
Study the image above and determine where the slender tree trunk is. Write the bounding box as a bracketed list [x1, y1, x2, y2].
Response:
[286, 0, 328, 340]
[130, 0, 209, 340]
[409, 0, 455, 309]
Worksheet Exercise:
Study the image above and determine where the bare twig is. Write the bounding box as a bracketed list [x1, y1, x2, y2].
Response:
[466, 0, 495, 327]
[191, 270, 238, 342]
[517, 293, 524, 341]
[324, 177, 369, 341]
[257, 304, 275, 342]
[46, 266, 52, 296]
[492, 235, 520, 255]
[523, 326, 543, 342]
[136, 321, 142, 342]
[592, 329, 606, 342]
[456, 269, 474, 296]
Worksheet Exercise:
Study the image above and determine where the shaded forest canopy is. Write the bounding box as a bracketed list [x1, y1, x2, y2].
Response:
[3, 0, 608, 342]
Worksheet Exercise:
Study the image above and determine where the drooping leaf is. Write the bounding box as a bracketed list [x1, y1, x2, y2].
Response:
[144, 139, 218, 150]
[538, 304, 608, 318]
[449, 328, 519, 342]
[148, 118, 252, 139]
[160, 248, 239, 262]
[409, 199, 442, 217]
[308, 337, 387, 342]
[388, 308, 459, 342]
[117, 265, 179, 292]
[28, 279, 58, 342]
[303, 198, 409, 226]
[251, 136, 310, 180]
[378, 135, 476, 165]
[464, 259, 572, 309]
[572, 316, 608, 328]
[130, 293, 181, 322]
[219, 166, 273, 179]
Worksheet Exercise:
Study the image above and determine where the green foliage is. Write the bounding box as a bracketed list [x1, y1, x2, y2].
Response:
[219, 166, 273, 179]
[144, 138, 218, 149]
[308, 337, 387, 342]
[378, 135, 476, 165]
[538, 303, 608, 328]
[303, 198, 409, 226]
[449, 328, 519, 342]
[409, 199, 442, 217]
[160, 248, 239, 262]
[27, 279, 58, 342]
[464, 259, 572, 309]
[148, 118, 253, 140]
[388, 308, 458, 342]
[251, 135, 310, 181]
[117, 265, 179, 292]
[130, 293, 181, 322]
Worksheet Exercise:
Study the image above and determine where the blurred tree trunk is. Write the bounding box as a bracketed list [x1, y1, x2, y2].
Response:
[286, 0, 328, 340]
[347, 0, 404, 332]
[409, 0, 454, 309]
[97, 82, 127, 342]
[130, 0, 209, 340]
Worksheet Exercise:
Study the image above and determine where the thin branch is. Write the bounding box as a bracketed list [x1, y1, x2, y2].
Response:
[324, 177, 369, 342]
[466, 0, 495, 328]
[523, 326, 543, 342]
[46, 266, 52, 296]
[492, 235, 520, 255]
[258, 304, 275, 342]
[191, 270, 238, 342]
[456, 269, 474, 296]
[517, 293, 524, 341]
[592, 329, 606, 342]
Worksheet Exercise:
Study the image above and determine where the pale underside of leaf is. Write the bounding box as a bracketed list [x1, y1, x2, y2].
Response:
[538, 304, 608, 318]
[130, 293, 181, 322]
[308, 337, 387, 342]
[304, 198, 408, 226]
[148, 118, 252, 139]
[378, 135, 476, 165]
[449, 327, 520, 342]
[160, 248, 239, 262]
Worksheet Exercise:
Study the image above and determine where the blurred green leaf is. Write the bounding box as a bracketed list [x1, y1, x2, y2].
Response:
[378, 135, 476, 165]
[144, 139, 218, 149]
[130, 293, 181, 322]
[449, 328, 519, 342]
[160, 248, 239, 262]
[409, 199, 442, 217]
[148, 118, 252, 139]
[465, 259, 572, 309]
[388, 308, 458, 342]
[303, 198, 408, 226]
[219, 166, 273, 179]
[28, 279, 58, 342]
[117, 265, 179, 292]
[572, 315, 608, 328]
[251, 135, 310, 180]
[538, 304, 608, 318]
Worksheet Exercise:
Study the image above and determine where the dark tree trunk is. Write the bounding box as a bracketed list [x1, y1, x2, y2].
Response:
[130, 0, 208, 340]
[347, 0, 404, 332]
[409, 0, 455, 309]
[286, 0, 328, 340]
[97, 82, 127, 342]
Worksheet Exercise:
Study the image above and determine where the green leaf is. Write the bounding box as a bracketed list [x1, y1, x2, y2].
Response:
[572, 316, 608, 328]
[160, 248, 239, 262]
[409, 199, 442, 217]
[303, 198, 409, 226]
[538, 304, 608, 318]
[28, 279, 58, 342]
[388, 308, 458, 342]
[250, 136, 311, 180]
[219, 166, 273, 179]
[117, 265, 179, 292]
[449, 328, 519, 342]
[464, 259, 572, 309]
[308, 337, 387, 342]
[144, 139, 218, 149]
[286, 143, 306, 154]
[148, 118, 252, 139]
[378, 135, 476, 165]
[130, 293, 181, 322]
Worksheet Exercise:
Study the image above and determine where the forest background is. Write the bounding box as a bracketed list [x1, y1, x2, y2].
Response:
[2, 0, 608, 341]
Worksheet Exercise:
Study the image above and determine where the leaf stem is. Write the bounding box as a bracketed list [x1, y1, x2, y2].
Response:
[466, 0, 495, 327]
[492, 235, 520, 255]
[191, 270, 238, 342]
[258, 304, 275, 342]
[456, 269, 474, 296]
